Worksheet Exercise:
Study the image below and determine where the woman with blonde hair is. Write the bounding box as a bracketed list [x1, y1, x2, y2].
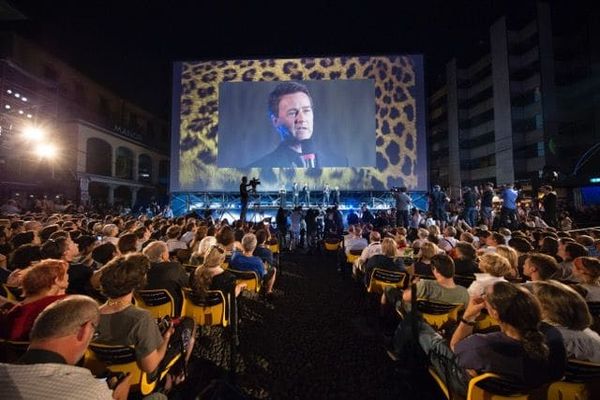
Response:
[413, 241, 441, 276]
[364, 238, 406, 286]
[532, 280, 600, 363]
[193, 245, 245, 299]
[467, 252, 511, 297]
[496, 245, 520, 279]
[189, 236, 217, 266]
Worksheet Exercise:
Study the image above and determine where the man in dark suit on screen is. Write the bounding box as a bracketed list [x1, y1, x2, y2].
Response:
[248, 82, 347, 169]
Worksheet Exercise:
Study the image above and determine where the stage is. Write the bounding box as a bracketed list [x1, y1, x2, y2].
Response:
[171, 190, 429, 222]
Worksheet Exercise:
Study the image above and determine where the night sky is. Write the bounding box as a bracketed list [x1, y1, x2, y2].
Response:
[3, 0, 589, 119]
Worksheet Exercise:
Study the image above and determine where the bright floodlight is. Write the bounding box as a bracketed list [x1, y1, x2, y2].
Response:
[34, 143, 57, 159]
[23, 126, 44, 141]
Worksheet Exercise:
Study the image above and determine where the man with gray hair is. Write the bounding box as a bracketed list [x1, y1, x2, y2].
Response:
[230, 233, 277, 297]
[142, 240, 188, 315]
[0, 295, 130, 399]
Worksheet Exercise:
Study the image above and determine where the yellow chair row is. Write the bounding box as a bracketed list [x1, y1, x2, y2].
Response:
[429, 359, 600, 400]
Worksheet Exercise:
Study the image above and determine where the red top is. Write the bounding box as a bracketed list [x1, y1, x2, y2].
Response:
[0, 294, 67, 341]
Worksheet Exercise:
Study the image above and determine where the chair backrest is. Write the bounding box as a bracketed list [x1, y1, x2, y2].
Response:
[1, 284, 23, 302]
[227, 268, 261, 293]
[85, 343, 153, 395]
[267, 243, 280, 254]
[324, 238, 341, 251]
[0, 339, 29, 363]
[367, 269, 407, 294]
[547, 359, 600, 400]
[454, 274, 476, 288]
[184, 264, 197, 275]
[467, 372, 530, 400]
[347, 252, 361, 264]
[181, 288, 228, 327]
[474, 309, 500, 332]
[416, 299, 463, 331]
[133, 289, 175, 319]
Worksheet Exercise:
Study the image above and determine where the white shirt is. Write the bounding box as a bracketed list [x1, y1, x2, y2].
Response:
[0, 362, 113, 400]
[360, 242, 382, 264]
[467, 273, 507, 297]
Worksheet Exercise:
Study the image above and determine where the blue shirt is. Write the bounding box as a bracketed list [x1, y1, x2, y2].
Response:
[230, 251, 266, 278]
[502, 188, 518, 210]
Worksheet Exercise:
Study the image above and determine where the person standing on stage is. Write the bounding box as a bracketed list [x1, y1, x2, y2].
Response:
[430, 185, 449, 230]
[393, 187, 412, 228]
[323, 184, 331, 206]
[292, 182, 299, 206]
[239, 176, 251, 222]
[333, 186, 340, 205]
[500, 183, 519, 229]
[540, 185, 558, 228]
[302, 183, 310, 206]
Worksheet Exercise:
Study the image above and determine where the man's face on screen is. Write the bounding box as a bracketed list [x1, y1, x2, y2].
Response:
[272, 92, 313, 142]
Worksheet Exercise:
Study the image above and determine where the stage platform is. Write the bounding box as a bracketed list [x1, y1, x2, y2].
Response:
[171, 190, 428, 221]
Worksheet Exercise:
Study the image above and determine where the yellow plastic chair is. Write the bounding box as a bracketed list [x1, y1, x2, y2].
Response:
[547, 359, 600, 400]
[324, 238, 341, 251]
[415, 299, 463, 331]
[0, 339, 29, 362]
[1, 284, 23, 302]
[429, 369, 530, 400]
[267, 242, 280, 254]
[133, 289, 176, 319]
[85, 343, 181, 396]
[227, 268, 261, 293]
[181, 288, 229, 327]
[467, 373, 531, 400]
[346, 249, 362, 265]
[366, 268, 407, 294]
[474, 309, 499, 332]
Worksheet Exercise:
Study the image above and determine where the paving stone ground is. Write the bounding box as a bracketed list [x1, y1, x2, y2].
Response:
[182, 250, 444, 400]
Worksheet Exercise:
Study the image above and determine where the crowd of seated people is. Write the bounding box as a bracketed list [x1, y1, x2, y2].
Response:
[0, 209, 284, 397]
[0, 198, 599, 398]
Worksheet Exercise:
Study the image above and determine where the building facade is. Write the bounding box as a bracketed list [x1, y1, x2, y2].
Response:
[0, 33, 169, 208]
[428, 2, 600, 197]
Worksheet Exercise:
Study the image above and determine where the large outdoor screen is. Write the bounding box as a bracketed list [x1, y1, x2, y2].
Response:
[170, 55, 427, 192]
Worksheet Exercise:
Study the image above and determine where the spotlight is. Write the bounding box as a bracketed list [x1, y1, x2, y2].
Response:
[21, 97, 27, 102]
[23, 126, 44, 141]
[4, 104, 10, 109]
[26, 114, 32, 118]
[14, 93, 20, 98]
[34, 143, 57, 159]
[18, 110, 23, 114]
[6, 89, 12, 94]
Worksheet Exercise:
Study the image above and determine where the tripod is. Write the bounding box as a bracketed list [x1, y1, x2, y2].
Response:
[249, 192, 263, 223]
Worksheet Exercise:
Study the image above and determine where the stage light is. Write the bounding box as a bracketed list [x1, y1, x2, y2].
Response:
[26, 114, 32, 118]
[23, 126, 45, 141]
[4, 104, 10, 109]
[34, 143, 57, 159]
[14, 93, 20, 98]
[6, 89, 12, 94]
[18, 110, 23, 114]
[21, 97, 27, 102]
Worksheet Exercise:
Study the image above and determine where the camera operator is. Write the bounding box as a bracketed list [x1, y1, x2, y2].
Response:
[392, 186, 411, 228]
[240, 177, 251, 222]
